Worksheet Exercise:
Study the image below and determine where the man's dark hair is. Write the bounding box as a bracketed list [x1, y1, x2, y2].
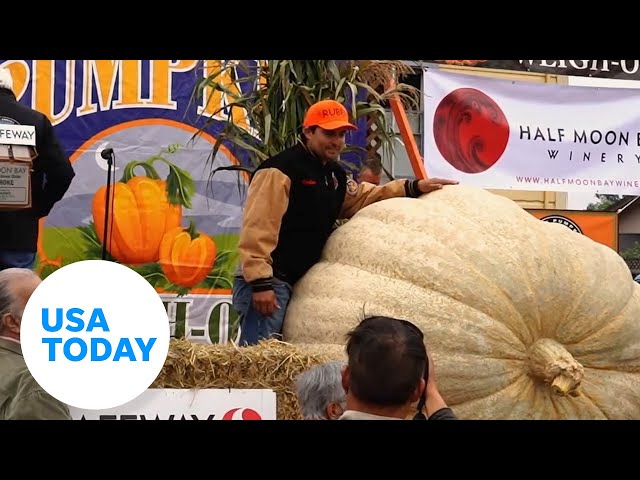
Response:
[345, 315, 427, 407]
[300, 125, 317, 144]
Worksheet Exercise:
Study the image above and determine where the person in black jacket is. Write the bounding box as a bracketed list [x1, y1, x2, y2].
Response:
[233, 99, 457, 345]
[0, 67, 75, 271]
[338, 315, 457, 420]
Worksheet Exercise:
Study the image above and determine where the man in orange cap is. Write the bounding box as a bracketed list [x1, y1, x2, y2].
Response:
[233, 99, 458, 345]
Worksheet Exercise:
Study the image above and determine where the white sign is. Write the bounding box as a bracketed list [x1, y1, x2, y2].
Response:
[422, 68, 640, 195]
[0, 124, 36, 146]
[163, 292, 239, 345]
[0, 161, 30, 206]
[69, 388, 277, 420]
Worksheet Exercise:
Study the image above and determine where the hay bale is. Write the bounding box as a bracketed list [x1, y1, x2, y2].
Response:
[153, 339, 346, 420]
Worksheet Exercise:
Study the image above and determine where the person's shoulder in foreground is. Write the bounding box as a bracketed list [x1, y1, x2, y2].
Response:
[0, 371, 71, 420]
[0, 268, 72, 420]
[427, 407, 457, 420]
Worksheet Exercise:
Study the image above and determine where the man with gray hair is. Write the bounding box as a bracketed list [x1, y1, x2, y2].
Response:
[358, 161, 382, 185]
[0, 268, 71, 419]
[295, 361, 346, 420]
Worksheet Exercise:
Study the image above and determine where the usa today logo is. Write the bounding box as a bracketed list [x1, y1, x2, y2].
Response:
[20, 260, 170, 410]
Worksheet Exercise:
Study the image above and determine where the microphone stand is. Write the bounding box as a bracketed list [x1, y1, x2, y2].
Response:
[101, 147, 115, 261]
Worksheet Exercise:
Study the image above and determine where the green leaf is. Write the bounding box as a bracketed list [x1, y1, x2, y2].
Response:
[347, 82, 358, 119]
[130, 262, 168, 288]
[164, 161, 196, 208]
[353, 81, 383, 100]
[78, 222, 117, 261]
[334, 77, 347, 100]
[140, 146, 197, 208]
[225, 128, 269, 161]
[355, 105, 387, 117]
[186, 60, 421, 174]
[263, 112, 272, 146]
[328, 61, 341, 82]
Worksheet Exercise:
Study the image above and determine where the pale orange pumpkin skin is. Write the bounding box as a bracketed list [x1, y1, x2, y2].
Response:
[159, 225, 217, 288]
[282, 185, 640, 420]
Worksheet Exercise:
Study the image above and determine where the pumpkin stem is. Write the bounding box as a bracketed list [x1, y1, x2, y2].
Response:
[526, 338, 584, 397]
[120, 160, 161, 183]
[185, 219, 200, 240]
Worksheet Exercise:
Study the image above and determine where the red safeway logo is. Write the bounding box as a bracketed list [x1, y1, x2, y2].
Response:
[221, 408, 262, 420]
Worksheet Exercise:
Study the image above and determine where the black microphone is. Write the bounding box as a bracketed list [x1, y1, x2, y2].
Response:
[100, 145, 116, 261]
[100, 147, 114, 160]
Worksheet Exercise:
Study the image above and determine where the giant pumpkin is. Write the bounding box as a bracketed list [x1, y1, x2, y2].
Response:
[282, 185, 640, 420]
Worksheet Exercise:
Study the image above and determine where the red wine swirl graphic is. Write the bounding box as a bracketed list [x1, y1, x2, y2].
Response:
[433, 88, 510, 174]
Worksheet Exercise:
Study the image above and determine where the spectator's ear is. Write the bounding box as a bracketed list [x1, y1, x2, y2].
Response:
[327, 402, 344, 420]
[1, 312, 20, 335]
[341, 365, 350, 395]
[410, 378, 426, 403]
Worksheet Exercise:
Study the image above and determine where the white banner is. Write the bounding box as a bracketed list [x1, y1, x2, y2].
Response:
[422, 69, 640, 195]
[69, 388, 277, 420]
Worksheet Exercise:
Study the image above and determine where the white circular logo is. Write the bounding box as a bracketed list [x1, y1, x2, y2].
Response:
[540, 215, 583, 234]
[20, 260, 170, 410]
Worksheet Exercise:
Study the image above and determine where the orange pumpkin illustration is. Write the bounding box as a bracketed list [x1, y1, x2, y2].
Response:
[92, 176, 182, 265]
[159, 222, 217, 288]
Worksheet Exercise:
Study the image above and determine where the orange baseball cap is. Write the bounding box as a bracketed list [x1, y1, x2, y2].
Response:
[303, 99, 357, 131]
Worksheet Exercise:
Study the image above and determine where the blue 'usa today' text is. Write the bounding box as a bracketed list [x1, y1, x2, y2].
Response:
[40, 307, 157, 362]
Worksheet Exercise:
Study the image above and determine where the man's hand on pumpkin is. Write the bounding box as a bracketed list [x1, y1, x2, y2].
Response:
[417, 178, 459, 194]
